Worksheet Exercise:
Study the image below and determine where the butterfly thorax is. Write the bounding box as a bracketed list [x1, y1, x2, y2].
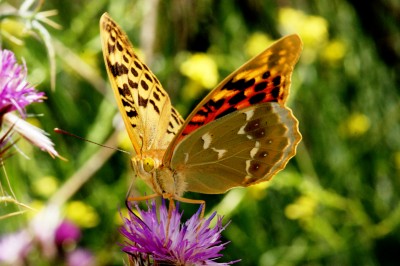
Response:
[131, 150, 187, 198]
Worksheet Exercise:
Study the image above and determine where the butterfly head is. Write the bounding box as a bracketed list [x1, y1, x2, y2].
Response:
[142, 157, 155, 172]
[131, 156, 158, 192]
[131, 153, 187, 199]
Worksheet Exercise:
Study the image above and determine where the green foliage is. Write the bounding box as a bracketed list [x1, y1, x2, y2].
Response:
[1, 0, 399, 265]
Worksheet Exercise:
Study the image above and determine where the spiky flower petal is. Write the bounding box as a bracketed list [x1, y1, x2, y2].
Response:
[3, 113, 60, 158]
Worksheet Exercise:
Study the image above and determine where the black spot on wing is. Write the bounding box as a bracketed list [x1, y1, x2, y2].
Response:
[155, 86, 165, 97]
[207, 99, 224, 110]
[171, 112, 180, 124]
[194, 109, 208, 117]
[145, 73, 153, 82]
[254, 81, 268, 92]
[153, 91, 160, 101]
[149, 99, 160, 114]
[121, 83, 130, 95]
[131, 67, 138, 77]
[188, 121, 204, 127]
[128, 79, 138, 89]
[262, 71, 270, 79]
[223, 78, 255, 91]
[126, 50, 133, 58]
[228, 91, 246, 105]
[107, 60, 129, 77]
[140, 80, 149, 90]
[244, 119, 261, 132]
[138, 95, 148, 107]
[271, 87, 280, 99]
[166, 129, 177, 135]
[134, 61, 143, 70]
[116, 41, 123, 52]
[272, 76, 281, 86]
[126, 108, 138, 118]
[249, 92, 266, 104]
[107, 43, 115, 54]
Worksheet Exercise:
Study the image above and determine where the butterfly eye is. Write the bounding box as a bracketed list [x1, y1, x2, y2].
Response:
[143, 157, 155, 172]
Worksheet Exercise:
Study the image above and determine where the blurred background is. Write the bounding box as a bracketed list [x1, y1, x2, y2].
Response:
[0, 0, 399, 265]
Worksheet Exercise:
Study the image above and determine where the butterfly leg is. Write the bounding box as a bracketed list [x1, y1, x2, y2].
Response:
[173, 196, 206, 219]
[126, 193, 160, 203]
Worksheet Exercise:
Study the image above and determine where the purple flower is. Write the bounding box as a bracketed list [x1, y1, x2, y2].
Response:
[55, 220, 81, 247]
[0, 49, 44, 117]
[0, 230, 32, 264]
[0, 49, 60, 158]
[121, 200, 238, 265]
[66, 248, 95, 266]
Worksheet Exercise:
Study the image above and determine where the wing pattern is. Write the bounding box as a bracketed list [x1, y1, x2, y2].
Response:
[100, 13, 183, 155]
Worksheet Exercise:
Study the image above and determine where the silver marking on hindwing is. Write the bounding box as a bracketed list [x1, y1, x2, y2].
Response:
[201, 132, 212, 149]
[250, 141, 260, 158]
[211, 147, 227, 159]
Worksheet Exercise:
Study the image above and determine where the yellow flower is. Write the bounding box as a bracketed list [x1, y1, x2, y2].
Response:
[340, 113, 371, 137]
[278, 8, 328, 47]
[32, 176, 59, 197]
[180, 53, 218, 89]
[65, 201, 99, 228]
[285, 196, 317, 220]
[248, 181, 270, 200]
[321, 40, 347, 64]
[245, 32, 272, 58]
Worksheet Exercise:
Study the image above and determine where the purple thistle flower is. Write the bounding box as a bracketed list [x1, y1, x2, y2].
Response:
[0, 49, 60, 158]
[121, 200, 238, 265]
[0, 49, 45, 117]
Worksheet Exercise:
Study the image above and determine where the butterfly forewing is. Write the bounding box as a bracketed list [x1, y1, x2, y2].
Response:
[100, 13, 183, 155]
[170, 102, 301, 194]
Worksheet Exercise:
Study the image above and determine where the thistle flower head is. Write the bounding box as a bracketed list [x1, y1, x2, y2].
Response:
[121, 200, 238, 266]
[0, 49, 45, 117]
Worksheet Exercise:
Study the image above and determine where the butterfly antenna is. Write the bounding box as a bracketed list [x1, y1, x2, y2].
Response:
[54, 128, 131, 155]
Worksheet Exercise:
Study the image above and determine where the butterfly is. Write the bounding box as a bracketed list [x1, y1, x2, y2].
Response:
[100, 13, 302, 205]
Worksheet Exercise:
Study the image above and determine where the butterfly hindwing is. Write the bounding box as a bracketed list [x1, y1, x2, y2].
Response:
[171, 102, 301, 194]
[100, 13, 183, 155]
